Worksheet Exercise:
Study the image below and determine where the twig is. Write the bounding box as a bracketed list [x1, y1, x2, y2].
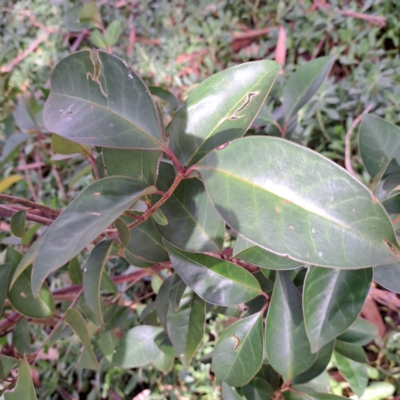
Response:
[336, 9, 386, 27]
[0, 205, 54, 225]
[19, 153, 39, 202]
[232, 27, 272, 40]
[14, 162, 46, 171]
[70, 30, 89, 53]
[51, 164, 67, 202]
[127, 27, 136, 58]
[0, 193, 60, 217]
[34, 148, 42, 196]
[344, 104, 373, 176]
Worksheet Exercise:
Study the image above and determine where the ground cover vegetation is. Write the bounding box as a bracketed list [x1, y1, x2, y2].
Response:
[0, 1, 400, 399]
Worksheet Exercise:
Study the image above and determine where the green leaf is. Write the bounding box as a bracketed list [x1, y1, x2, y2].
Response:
[100, 270, 117, 294]
[79, 2, 102, 25]
[149, 86, 180, 110]
[68, 257, 82, 285]
[0, 133, 30, 165]
[152, 208, 168, 226]
[284, 392, 347, 400]
[362, 382, 396, 400]
[51, 134, 90, 155]
[334, 351, 367, 398]
[164, 241, 261, 306]
[169, 60, 281, 167]
[105, 20, 122, 46]
[43, 50, 164, 149]
[221, 382, 245, 400]
[124, 218, 169, 264]
[112, 325, 163, 368]
[168, 273, 186, 311]
[114, 218, 130, 246]
[156, 162, 224, 253]
[154, 331, 176, 358]
[334, 340, 367, 363]
[83, 239, 114, 326]
[152, 351, 174, 373]
[4, 356, 37, 400]
[359, 115, 400, 178]
[265, 271, 316, 380]
[374, 263, 400, 293]
[124, 249, 153, 269]
[242, 377, 274, 400]
[337, 318, 378, 345]
[0, 355, 18, 379]
[283, 56, 335, 119]
[64, 5, 91, 32]
[64, 309, 100, 370]
[32, 177, 155, 296]
[291, 341, 334, 385]
[156, 275, 172, 331]
[10, 210, 26, 238]
[303, 267, 372, 352]
[212, 312, 263, 387]
[234, 235, 303, 270]
[8, 266, 55, 319]
[103, 148, 161, 184]
[197, 136, 398, 268]
[167, 292, 205, 367]
[0, 263, 12, 315]
[12, 319, 31, 355]
[91, 30, 109, 50]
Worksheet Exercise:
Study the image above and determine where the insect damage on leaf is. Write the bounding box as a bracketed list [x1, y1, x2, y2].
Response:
[228, 91, 259, 120]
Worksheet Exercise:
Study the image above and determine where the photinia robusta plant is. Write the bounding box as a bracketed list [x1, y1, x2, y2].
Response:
[1, 50, 400, 399]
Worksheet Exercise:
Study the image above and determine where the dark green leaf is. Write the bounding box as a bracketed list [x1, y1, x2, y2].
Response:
[156, 162, 224, 253]
[168, 273, 186, 311]
[169, 60, 281, 167]
[64, 309, 100, 370]
[154, 331, 176, 358]
[152, 351, 174, 373]
[112, 325, 163, 368]
[43, 50, 164, 149]
[167, 292, 205, 367]
[284, 392, 347, 400]
[283, 56, 335, 119]
[374, 263, 400, 293]
[8, 266, 55, 319]
[359, 115, 400, 178]
[0, 133, 30, 165]
[12, 319, 31, 355]
[149, 86, 180, 110]
[4, 356, 37, 400]
[64, 5, 91, 32]
[0, 263, 12, 315]
[83, 239, 113, 325]
[32, 177, 155, 296]
[68, 257, 82, 285]
[334, 340, 367, 363]
[242, 377, 274, 400]
[103, 148, 161, 184]
[10, 210, 26, 238]
[303, 267, 372, 352]
[164, 241, 261, 306]
[156, 275, 172, 331]
[334, 351, 367, 398]
[197, 136, 398, 268]
[105, 20, 121, 46]
[0, 355, 18, 379]
[113, 218, 130, 246]
[221, 382, 245, 400]
[266, 271, 316, 380]
[13, 96, 38, 132]
[124, 218, 169, 264]
[100, 270, 118, 294]
[124, 248, 153, 268]
[337, 318, 377, 345]
[212, 312, 263, 387]
[292, 341, 334, 385]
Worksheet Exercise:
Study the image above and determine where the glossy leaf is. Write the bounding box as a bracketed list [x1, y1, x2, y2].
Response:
[10, 210, 26, 238]
[51, 134, 90, 155]
[334, 340, 367, 363]
[4, 356, 37, 400]
[91, 29, 108, 49]
[164, 241, 261, 306]
[152, 208, 168, 226]
[374, 263, 400, 293]
[167, 292, 205, 367]
[149, 86, 180, 110]
[234, 235, 303, 270]
[359, 115, 400, 178]
[303, 267, 372, 352]
[242, 377, 274, 400]
[197, 136, 399, 268]
[124, 218, 169, 264]
[292, 341, 334, 385]
[64, 309, 100, 370]
[105, 20, 121, 46]
[337, 318, 377, 345]
[265, 271, 316, 380]
[334, 351, 367, 398]
[283, 56, 334, 119]
[212, 312, 263, 387]
[156, 162, 224, 252]
[114, 218, 130, 246]
[0, 263, 12, 315]
[8, 266, 55, 319]
[103, 148, 161, 184]
[13, 319, 31, 355]
[83, 239, 113, 325]
[221, 382, 245, 400]
[156, 275, 172, 331]
[32, 177, 155, 296]
[112, 325, 163, 368]
[68, 257, 82, 285]
[168, 273, 186, 311]
[43, 50, 164, 149]
[169, 60, 281, 166]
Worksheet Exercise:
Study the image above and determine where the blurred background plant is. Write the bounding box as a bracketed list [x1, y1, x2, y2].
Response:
[1, 0, 400, 399]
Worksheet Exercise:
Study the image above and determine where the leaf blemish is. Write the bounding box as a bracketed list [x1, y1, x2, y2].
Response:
[216, 142, 229, 150]
[89, 212, 101, 216]
[232, 334, 240, 350]
[93, 192, 101, 196]
[228, 91, 260, 120]
[20, 292, 26, 298]
[288, 226, 294, 230]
